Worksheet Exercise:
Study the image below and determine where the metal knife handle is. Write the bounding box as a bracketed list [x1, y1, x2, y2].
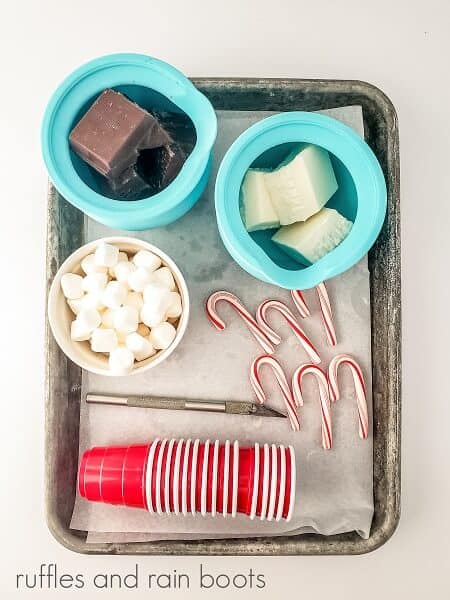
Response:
[86, 394, 254, 415]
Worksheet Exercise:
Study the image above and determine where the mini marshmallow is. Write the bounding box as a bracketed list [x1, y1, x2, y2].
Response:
[112, 260, 136, 283]
[77, 308, 102, 332]
[70, 319, 92, 342]
[125, 332, 156, 361]
[132, 250, 161, 272]
[109, 347, 135, 375]
[152, 267, 176, 291]
[61, 273, 84, 300]
[125, 291, 144, 311]
[81, 253, 108, 275]
[143, 282, 171, 313]
[115, 330, 129, 344]
[108, 251, 129, 277]
[67, 297, 84, 315]
[140, 303, 166, 328]
[82, 272, 108, 293]
[94, 242, 119, 268]
[135, 341, 156, 362]
[102, 281, 128, 308]
[80, 291, 105, 311]
[113, 306, 139, 333]
[137, 323, 150, 337]
[91, 328, 118, 353]
[166, 291, 182, 319]
[101, 307, 116, 328]
[150, 321, 177, 350]
[128, 267, 153, 292]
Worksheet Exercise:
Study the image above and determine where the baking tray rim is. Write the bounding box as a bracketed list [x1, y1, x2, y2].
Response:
[45, 76, 401, 556]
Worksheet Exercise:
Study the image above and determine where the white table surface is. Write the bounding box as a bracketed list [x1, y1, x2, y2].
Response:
[1, 0, 449, 597]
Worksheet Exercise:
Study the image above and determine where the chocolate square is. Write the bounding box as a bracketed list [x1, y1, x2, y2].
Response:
[69, 89, 171, 179]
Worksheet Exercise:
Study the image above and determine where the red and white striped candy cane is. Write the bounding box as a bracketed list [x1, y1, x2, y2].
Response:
[290, 290, 310, 318]
[292, 364, 332, 450]
[291, 282, 337, 346]
[250, 355, 300, 431]
[256, 299, 321, 364]
[328, 354, 369, 440]
[206, 291, 274, 354]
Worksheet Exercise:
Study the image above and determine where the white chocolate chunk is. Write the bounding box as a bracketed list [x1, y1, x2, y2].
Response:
[143, 282, 171, 313]
[109, 347, 135, 375]
[128, 267, 153, 292]
[241, 169, 280, 232]
[94, 242, 119, 268]
[67, 297, 84, 315]
[140, 304, 166, 328]
[113, 306, 139, 333]
[77, 308, 101, 332]
[137, 323, 150, 337]
[101, 307, 116, 328]
[91, 328, 118, 353]
[81, 254, 108, 275]
[166, 292, 182, 319]
[272, 207, 352, 265]
[150, 321, 177, 350]
[112, 260, 135, 283]
[102, 281, 128, 308]
[152, 266, 176, 291]
[61, 273, 84, 300]
[80, 291, 105, 311]
[82, 272, 108, 293]
[125, 332, 156, 361]
[132, 250, 161, 272]
[264, 145, 338, 225]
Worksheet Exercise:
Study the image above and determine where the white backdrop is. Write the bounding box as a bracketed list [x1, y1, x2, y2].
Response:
[1, 0, 449, 597]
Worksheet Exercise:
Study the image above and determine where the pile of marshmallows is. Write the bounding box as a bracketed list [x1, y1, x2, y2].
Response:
[60, 242, 182, 375]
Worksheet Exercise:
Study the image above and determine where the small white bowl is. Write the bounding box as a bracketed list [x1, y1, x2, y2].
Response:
[48, 236, 190, 376]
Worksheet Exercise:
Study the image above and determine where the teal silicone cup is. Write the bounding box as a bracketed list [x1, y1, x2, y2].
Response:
[215, 112, 387, 289]
[42, 53, 217, 231]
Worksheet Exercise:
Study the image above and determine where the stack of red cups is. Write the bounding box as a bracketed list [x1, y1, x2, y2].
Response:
[79, 438, 296, 521]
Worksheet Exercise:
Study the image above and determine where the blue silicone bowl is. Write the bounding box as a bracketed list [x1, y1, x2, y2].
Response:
[42, 53, 217, 230]
[215, 112, 387, 289]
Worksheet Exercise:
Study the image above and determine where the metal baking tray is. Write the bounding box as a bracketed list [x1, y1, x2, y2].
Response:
[45, 78, 401, 555]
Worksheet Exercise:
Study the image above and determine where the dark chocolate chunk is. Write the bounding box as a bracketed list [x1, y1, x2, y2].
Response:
[137, 144, 186, 193]
[102, 165, 152, 201]
[152, 111, 197, 155]
[69, 89, 171, 179]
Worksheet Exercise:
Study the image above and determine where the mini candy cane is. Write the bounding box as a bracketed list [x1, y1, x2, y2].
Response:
[250, 355, 300, 431]
[206, 291, 274, 354]
[290, 290, 310, 318]
[328, 354, 368, 440]
[292, 364, 332, 450]
[256, 299, 321, 364]
[291, 282, 337, 346]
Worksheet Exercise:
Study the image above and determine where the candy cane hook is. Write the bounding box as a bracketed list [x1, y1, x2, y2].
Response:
[206, 291, 274, 354]
[250, 355, 300, 431]
[291, 282, 337, 346]
[328, 354, 368, 440]
[256, 299, 321, 364]
[292, 364, 332, 450]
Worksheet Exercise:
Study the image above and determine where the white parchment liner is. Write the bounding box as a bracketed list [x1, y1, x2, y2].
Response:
[70, 106, 374, 541]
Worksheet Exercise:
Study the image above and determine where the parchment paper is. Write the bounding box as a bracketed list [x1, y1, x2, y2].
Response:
[70, 106, 374, 541]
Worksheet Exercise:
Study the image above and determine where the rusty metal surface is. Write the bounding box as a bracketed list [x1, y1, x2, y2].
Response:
[45, 78, 400, 555]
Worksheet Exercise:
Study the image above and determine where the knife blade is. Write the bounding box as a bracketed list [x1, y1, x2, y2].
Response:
[86, 394, 286, 419]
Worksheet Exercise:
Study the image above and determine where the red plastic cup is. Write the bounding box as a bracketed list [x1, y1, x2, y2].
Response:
[78, 439, 296, 520]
